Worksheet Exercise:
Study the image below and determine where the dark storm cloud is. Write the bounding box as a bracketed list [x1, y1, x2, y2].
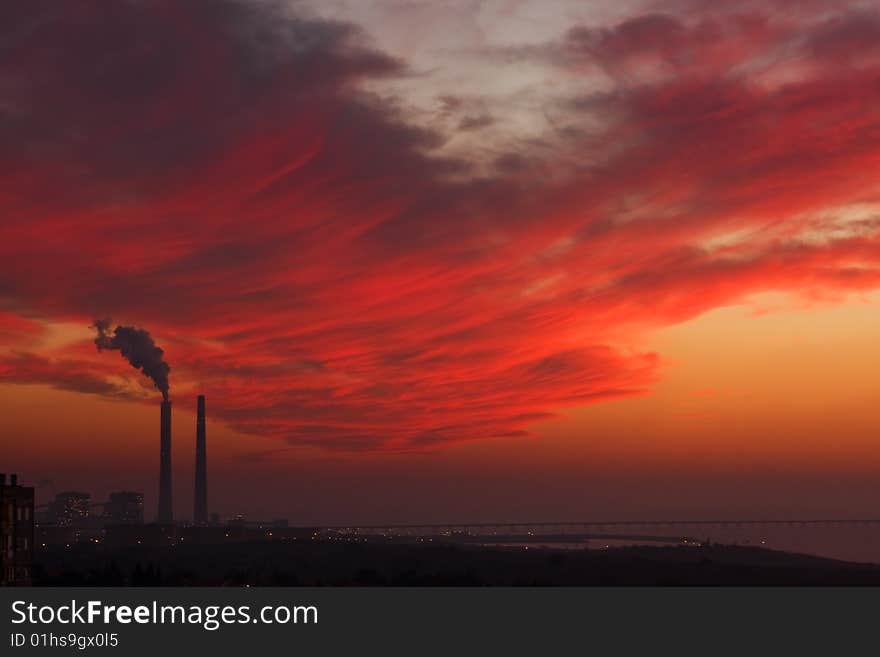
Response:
[0, 0, 458, 323]
[0, 0, 405, 186]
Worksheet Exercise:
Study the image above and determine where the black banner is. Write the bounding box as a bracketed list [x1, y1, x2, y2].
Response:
[0, 588, 874, 654]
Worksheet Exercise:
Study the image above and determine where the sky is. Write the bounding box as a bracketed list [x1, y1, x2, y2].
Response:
[2, 0, 880, 522]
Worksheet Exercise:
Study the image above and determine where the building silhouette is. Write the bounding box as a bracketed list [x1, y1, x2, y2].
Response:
[47, 491, 90, 527]
[0, 474, 34, 586]
[103, 491, 144, 525]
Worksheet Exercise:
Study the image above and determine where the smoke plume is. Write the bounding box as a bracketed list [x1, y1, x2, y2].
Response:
[93, 318, 171, 401]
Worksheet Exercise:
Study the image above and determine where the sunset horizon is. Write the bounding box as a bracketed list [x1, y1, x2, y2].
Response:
[4, 0, 880, 538]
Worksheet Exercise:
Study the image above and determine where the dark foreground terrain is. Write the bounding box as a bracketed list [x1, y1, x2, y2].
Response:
[32, 540, 880, 585]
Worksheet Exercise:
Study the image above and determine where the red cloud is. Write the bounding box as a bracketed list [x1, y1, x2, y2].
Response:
[1, 1, 880, 450]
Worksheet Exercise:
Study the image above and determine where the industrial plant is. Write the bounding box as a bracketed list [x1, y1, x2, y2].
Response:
[157, 394, 208, 526]
[8, 395, 294, 562]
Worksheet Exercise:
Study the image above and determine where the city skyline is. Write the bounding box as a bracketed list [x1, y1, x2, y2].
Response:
[3, 0, 880, 528]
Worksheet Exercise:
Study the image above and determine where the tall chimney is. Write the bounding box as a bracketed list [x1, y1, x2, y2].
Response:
[158, 400, 173, 524]
[194, 395, 207, 525]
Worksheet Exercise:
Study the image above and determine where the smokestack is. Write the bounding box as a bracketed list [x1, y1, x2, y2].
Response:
[194, 395, 207, 525]
[158, 400, 173, 524]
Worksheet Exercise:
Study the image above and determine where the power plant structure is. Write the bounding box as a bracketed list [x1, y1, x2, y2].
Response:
[194, 395, 208, 525]
[156, 396, 208, 525]
[158, 400, 173, 524]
